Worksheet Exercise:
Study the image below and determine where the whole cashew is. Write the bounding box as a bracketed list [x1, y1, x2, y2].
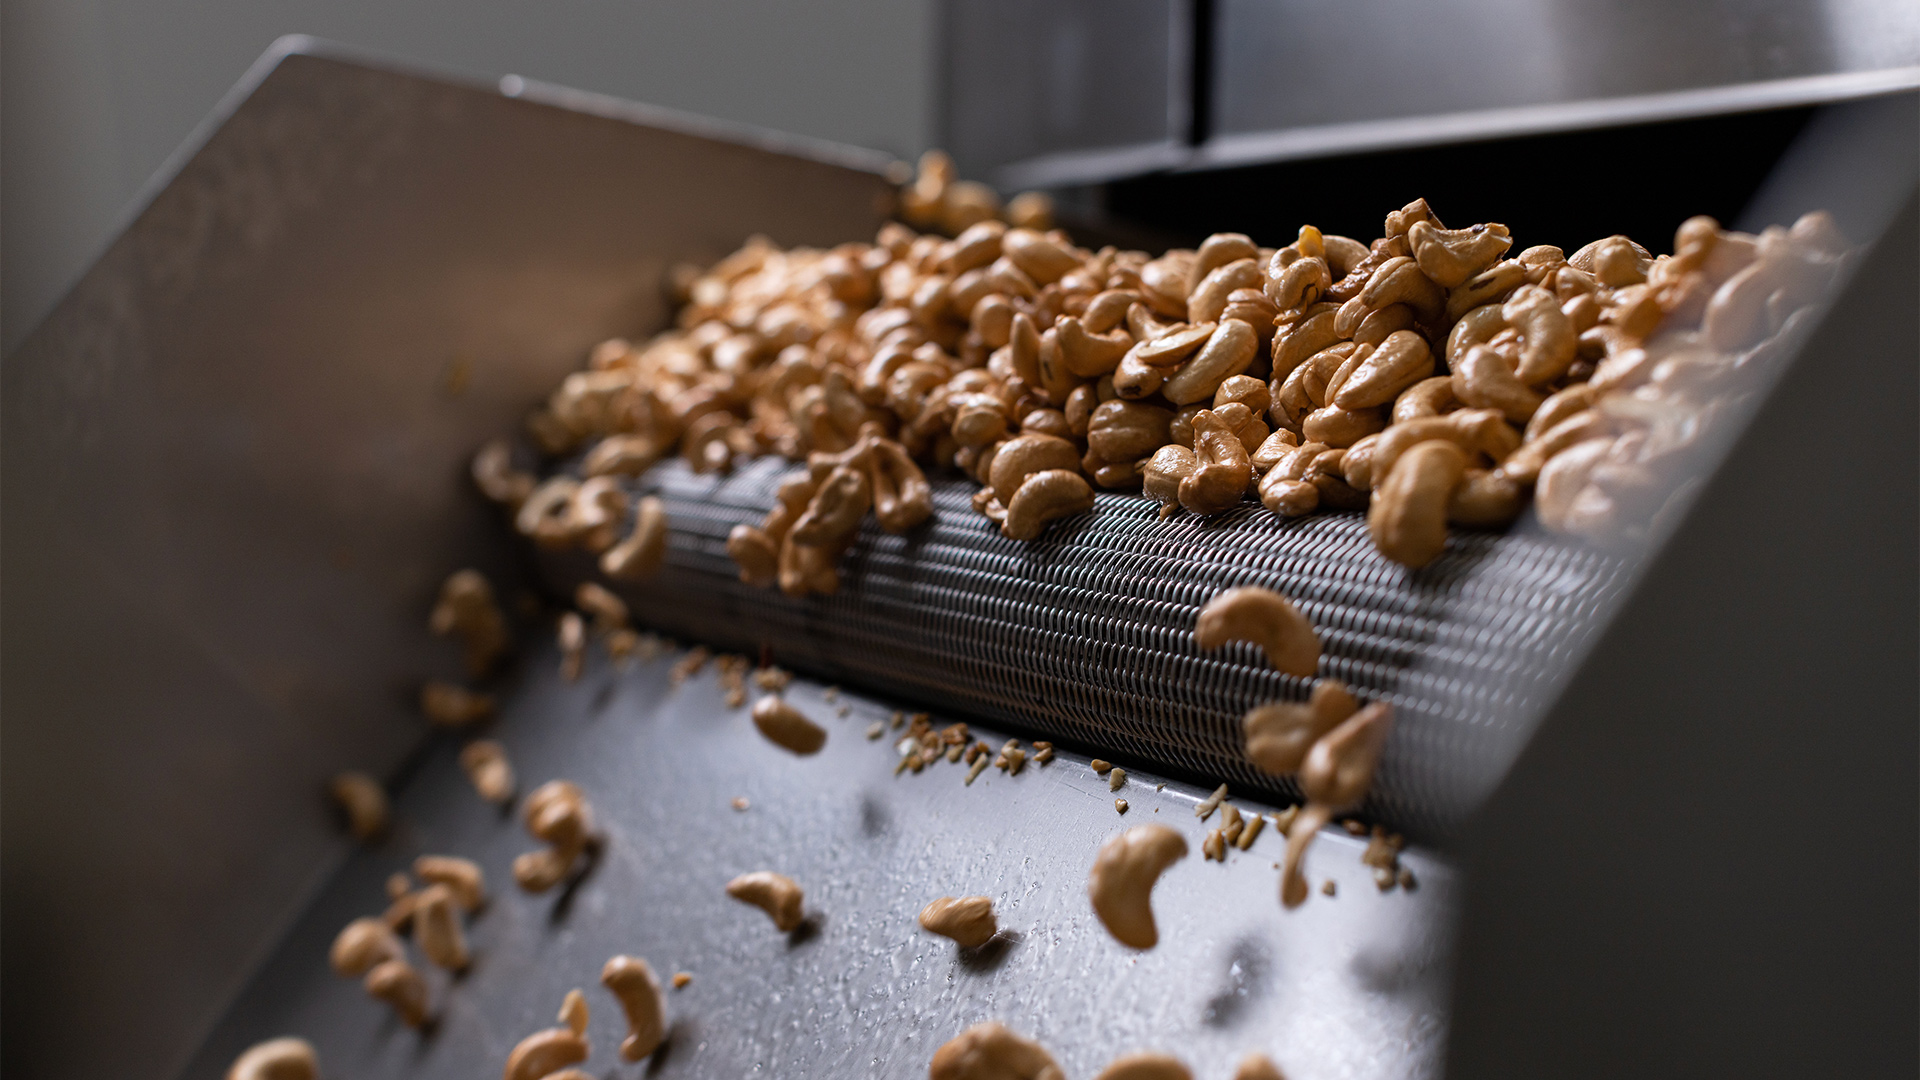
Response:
[789, 463, 872, 547]
[1501, 409, 1610, 487]
[1525, 383, 1596, 442]
[1142, 445, 1197, 514]
[514, 780, 594, 892]
[559, 987, 588, 1035]
[987, 433, 1082, 506]
[930, 1022, 1066, 1080]
[365, 958, 430, 1028]
[1369, 440, 1469, 568]
[1003, 469, 1096, 540]
[1242, 679, 1358, 774]
[413, 883, 470, 972]
[1451, 344, 1543, 425]
[1162, 319, 1259, 405]
[226, 1038, 318, 1080]
[1534, 437, 1616, 532]
[414, 854, 486, 912]
[1187, 233, 1260, 295]
[1258, 441, 1330, 517]
[329, 917, 403, 977]
[1233, 1053, 1287, 1080]
[1351, 302, 1415, 347]
[458, 739, 516, 804]
[1408, 220, 1512, 288]
[1300, 404, 1387, 449]
[1268, 307, 1341, 383]
[472, 439, 536, 508]
[1357, 256, 1445, 324]
[1322, 233, 1369, 278]
[919, 895, 999, 948]
[1088, 400, 1174, 463]
[1179, 410, 1253, 515]
[330, 771, 388, 842]
[1083, 288, 1144, 333]
[503, 1028, 589, 1080]
[1263, 252, 1332, 312]
[1501, 285, 1576, 385]
[1445, 301, 1510, 364]
[1135, 322, 1217, 366]
[1089, 824, 1189, 949]
[1443, 259, 1529, 324]
[1002, 229, 1081, 286]
[1094, 1052, 1194, 1080]
[750, 694, 827, 755]
[1250, 429, 1301, 474]
[1449, 468, 1525, 528]
[1301, 702, 1394, 809]
[602, 954, 667, 1061]
[1273, 342, 1351, 431]
[728, 525, 780, 585]
[568, 476, 629, 552]
[941, 220, 1007, 275]
[1391, 375, 1459, 423]
[1189, 259, 1263, 324]
[1057, 316, 1133, 377]
[1194, 586, 1319, 677]
[726, 870, 806, 932]
[1332, 330, 1434, 410]
[601, 495, 669, 580]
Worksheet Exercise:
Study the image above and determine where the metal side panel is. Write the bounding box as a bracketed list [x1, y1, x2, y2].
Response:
[177, 644, 1458, 1080]
[0, 43, 893, 1080]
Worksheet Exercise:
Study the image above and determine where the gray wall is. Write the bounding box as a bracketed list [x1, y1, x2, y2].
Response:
[0, 0, 938, 353]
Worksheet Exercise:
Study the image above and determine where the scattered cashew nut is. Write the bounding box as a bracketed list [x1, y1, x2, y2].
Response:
[726, 870, 805, 932]
[602, 954, 667, 1061]
[1194, 587, 1319, 677]
[1089, 824, 1188, 949]
[226, 1037, 318, 1080]
[930, 1022, 1065, 1080]
[919, 895, 999, 948]
[750, 694, 828, 755]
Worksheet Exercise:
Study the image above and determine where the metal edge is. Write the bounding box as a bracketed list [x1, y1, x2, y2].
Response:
[985, 66, 1920, 192]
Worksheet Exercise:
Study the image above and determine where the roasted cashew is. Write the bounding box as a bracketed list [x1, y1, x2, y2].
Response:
[1391, 375, 1459, 423]
[1525, 383, 1596, 442]
[1142, 445, 1197, 514]
[1094, 1052, 1193, 1080]
[1258, 441, 1330, 517]
[919, 895, 999, 948]
[1451, 344, 1543, 425]
[1369, 440, 1469, 568]
[1444, 259, 1529, 324]
[365, 958, 430, 1028]
[1194, 586, 1319, 677]
[726, 870, 806, 932]
[601, 495, 668, 579]
[869, 438, 933, 532]
[1302, 701, 1394, 809]
[728, 524, 780, 585]
[568, 477, 628, 552]
[503, 1027, 589, 1080]
[1501, 285, 1576, 385]
[420, 681, 493, 728]
[329, 917, 403, 977]
[1087, 400, 1174, 463]
[1178, 410, 1253, 515]
[987, 433, 1081, 506]
[1002, 229, 1081, 286]
[1332, 330, 1434, 410]
[1083, 288, 1144, 333]
[1162, 319, 1259, 405]
[1357, 256, 1445, 325]
[1300, 404, 1387, 449]
[1448, 468, 1525, 528]
[1351, 302, 1415, 347]
[413, 883, 469, 972]
[513, 780, 594, 892]
[930, 1022, 1065, 1080]
[1057, 315, 1133, 377]
[788, 463, 871, 547]
[1189, 259, 1263, 324]
[602, 954, 666, 1061]
[330, 771, 388, 842]
[1445, 301, 1510, 364]
[1003, 469, 1096, 540]
[1263, 251, 1331, 311]
[1233, 1053, 1287, 1080]
[1534, 437, 1616, 532]
[414, 854, 486, 912]
[1408, 220, 1512, 288]
[472, 438, 536, 508]
[1187, 233, 1260, 295]
[1269, 306, 1341, 382]
[940, 220, 1007, 275]
[429, 569, 509, 677]
[1571, 234, 1651, 286]
[1089, 824, 1188, 949]
[750, 694, 827, 755]
[1242, 679, 1357, 774]
[226, 1038, 318, 1080]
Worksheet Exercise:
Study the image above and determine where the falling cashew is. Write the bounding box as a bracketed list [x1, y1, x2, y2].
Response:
[1369, 441, 1469, 569]
[919, 895, 999, 948]
[430, 569, 510, 677]
[330, 771, 388, 842]
[750, 694, 827, 755]
[514, 780, 594, 892]
[1242, 680, 1358, 774]
[330, 917, 403, 976]
[1089, 824, 1188, 949]
[558, 611, 586, 681]
[420, 681, 494, 728]
[1094, 1052, 1194, 1080]
[602, 495, 668, 579]
[559, 988, 589, 1036]
[726, 871, 805, 932]
[1233, 1053, 1288, 1080]
[602, 954, 667, 1061]
[413, 883, 469, 972]
[931, 1022, 1066, 1080]
[503, 1027, 589, 1080]
[414, 855, 486, 911]
[365, 958, 430, 1028]
[1194, 586, 1320, 677]
[226, 1037, 318, 1080]
[460, 739, 516, 804]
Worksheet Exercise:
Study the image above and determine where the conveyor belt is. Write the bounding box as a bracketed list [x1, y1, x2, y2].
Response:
[536, 461, 1636, 839]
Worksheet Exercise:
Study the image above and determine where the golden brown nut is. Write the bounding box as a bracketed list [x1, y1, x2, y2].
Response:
[930, 1021, 1065, 1080]
[1089, 824, 1188, 949]
[726, 870, 805, 932]
[919, 896, 999, 948]
[1194, 587, 1319, 677]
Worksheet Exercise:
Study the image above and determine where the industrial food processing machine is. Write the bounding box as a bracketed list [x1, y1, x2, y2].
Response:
[4, 21, 1915, 1080]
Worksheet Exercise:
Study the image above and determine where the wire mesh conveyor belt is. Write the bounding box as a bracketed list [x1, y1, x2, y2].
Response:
[535, 457, 1636, 838]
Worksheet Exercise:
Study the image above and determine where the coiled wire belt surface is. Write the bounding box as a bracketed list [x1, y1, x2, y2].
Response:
[536, 457, 1633, 839]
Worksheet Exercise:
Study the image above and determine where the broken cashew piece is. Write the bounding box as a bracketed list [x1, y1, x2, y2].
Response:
[1242, 680, 1359, 775]
[726, 870, 805, 932]
[930, 1021, 1066, 1080]
[413, 883, 470, 972]
[919, 895, 999, 948]
[459, 739, 517, 804]
[1089, 824, 1189, 949]
[226, 1037, 318, 1080]
[1095, 1052, 1195, 1080]
[602, 494, 669, 579]
[1283, 702, 1395, 907]
[330, 771, 388, 842]
[365, 958, 430, 1028]
[429, 568, 510, 677]
[602, 954, 667, 1061]
[750, 694, 827, 755]
[330, 917, 403, 977]
[503, 1027, 589, 1080]
[1194, 586, 1320, 677]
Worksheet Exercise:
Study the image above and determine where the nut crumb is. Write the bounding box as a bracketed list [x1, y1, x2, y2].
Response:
[837, 705, 851, 718]
[1196, 783, 1228, 820]
[1221, 804, 1244, 845]
[1115, 798, 1129, 814]
[669, 645, 711, 686]
[1203, 828, 1227, 861]
[866, 721, 884, 740]
[671, 972, 692, 989]
[751, 666, 791, 692]
[966, 756, 990, 785]
[1373, 866, 1396, 891]
[606, 627, 640, 664]
[946, 743, 964, 763]
[1090, 759, 1113, 775]
[1322, 879, 1337, 897]
[1343, 818, 1368, 836]
[731, 797, 749, 811]
[1032, 741, 1054, 764]
[823, 686, 841, 702]
[1155, 782, 1165, 791]
[890, 710, 905, 729]
[1398, 867, 1417, 891]
[1235, 813, 1265, 850]
[1273, 805, 1300, 833]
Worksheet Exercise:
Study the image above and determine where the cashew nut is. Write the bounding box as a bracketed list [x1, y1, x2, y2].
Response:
[1088, 824, 1188, 949]
[413, 883, 470, 972]
[1094, 1052, 1194, 1080]
[1331, 330, 1434, 410]
[1242, 679, 1357, 774]
[1270, 306, 1341, 383]
[919, 895, 998, 947]
[930, 1022, 1065, 1080]
[726, 870, 805, 932]
[1178, 409, 1252, 515]
[1189, 259, 1264, 324]
[329, 917, 403, 977]
[1302, 701, 1394, 809]
[1299, 404, 1387, 449]
[869, 436, 934, 532]
[1501, 285, 1576, 385]
[1056, 315, 1132, 377]
[1392, 376, 1460, 423]
[1369, 440, 1469, 568]
[430, 569, 509, 677]
[1233, 1053, 1287, 1080]
[514, 779, 594, 892]
[987, 433, 1081, 506]
[1187, 232, 1260, 295]
[1003, 469, 1095, 540]
[727, 524, 780, 585]
[1002, 229, 1080, 285]
[1087, 400, 1174, 464]
[750, 694, 827, 755]
[1408, 220, 1512, 288]
[471, 439, 535, 508]
[1451, 344, 1543, 424]
[602, 495, 668, 579]
[365, 958, 430, 1028]
[1142, 444, 1196, 514]
[1194, 587, 1319, 677]
[1162, 319, 1258, 405]
[226, 1037, 318, 1080]
[1357, 256, 1445, 324]
[414, 854, 486, 911]
[559, 987, 589, 1035]
[602, 954, 667, 1061]
[330, 771, 388, 842]
[459, 739, 516, 804]
[420, 681, 494, 728]
[503, 1027, 589, 1080]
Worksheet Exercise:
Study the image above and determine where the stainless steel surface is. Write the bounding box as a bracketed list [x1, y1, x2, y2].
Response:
[1, 42, 893, 1080]
[180, 644, 1458, 1080]
[535, 465, 1632, 842]
[939, 0, 1190, 182]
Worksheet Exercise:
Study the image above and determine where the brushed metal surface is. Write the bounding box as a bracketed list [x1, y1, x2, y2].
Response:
[1, 42, 893, 1080]
[179, 642, 1457, 1080]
